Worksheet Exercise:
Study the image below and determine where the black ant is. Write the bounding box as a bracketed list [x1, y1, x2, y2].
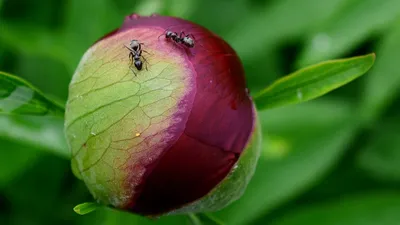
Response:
[124, 40, 150, 75]
[159, 30, 195, 48]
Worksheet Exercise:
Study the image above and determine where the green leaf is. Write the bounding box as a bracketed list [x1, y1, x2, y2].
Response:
[357, 116, 400, 181]
[17, 55, 70, 101]
[197, 214, 225, 225]
[0, 71, 65, 116]
[77, 207, 188, 225]
[227, 0, 351, 60]
[0, 22, 73, 71]
[135, 0, 164, 16]
[253, 54, 375, 110]
[3, 155, 71, 223]
[0, 138, 40, 187]
[63, 0, 122, 67]
[188, 214, 203, 225]
[270, 193, 400, 225]
[188, 213, 225, 225]
[214, 99, 358, 225]
[360, 21, 400, 121]
[297, 0, 400, 67]
[73, 202, 101, 215]
[0, 114, 69, 158]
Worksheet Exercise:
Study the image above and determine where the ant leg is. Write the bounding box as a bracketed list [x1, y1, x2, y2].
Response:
[130, 66, 137, 76]
[142, 55, 150, 71]
[187, 33, 196, 41]
[179, 31, 186, 39]
[129, 52, 134, 66]
[142, 49, 152, 55]
[138, 43, 146, 52]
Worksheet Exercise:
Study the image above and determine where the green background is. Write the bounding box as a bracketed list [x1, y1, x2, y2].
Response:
[1, 0, 400, 224]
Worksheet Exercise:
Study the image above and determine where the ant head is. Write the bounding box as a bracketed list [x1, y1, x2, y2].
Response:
[166, 31, 173, 38]
[183, 37, 195, 48]
[130, 40, 140, 51]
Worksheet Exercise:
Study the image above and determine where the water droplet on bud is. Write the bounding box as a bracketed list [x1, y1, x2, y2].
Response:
[130, 14, 141, 19]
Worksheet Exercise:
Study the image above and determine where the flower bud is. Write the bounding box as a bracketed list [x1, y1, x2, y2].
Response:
[65, 14, 261, 217]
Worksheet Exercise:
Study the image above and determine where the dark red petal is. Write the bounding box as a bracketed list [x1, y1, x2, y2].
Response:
[131, 133, 239, 215]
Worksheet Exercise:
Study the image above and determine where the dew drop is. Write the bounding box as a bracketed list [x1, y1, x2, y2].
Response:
[229, 163, 239, 176]
[210, 80, 213, 83]
[297, 89, 303, 100]
[135, 133, 141, 137]
[130, 14, 141, 19]
[91, 131, 96, 136]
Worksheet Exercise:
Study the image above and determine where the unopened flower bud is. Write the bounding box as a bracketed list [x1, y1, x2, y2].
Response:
[65, 14, 261, 217]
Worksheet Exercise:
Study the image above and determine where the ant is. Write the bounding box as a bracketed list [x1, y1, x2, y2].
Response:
[159, 30, 195, 48]
[124, 40, 150, 75]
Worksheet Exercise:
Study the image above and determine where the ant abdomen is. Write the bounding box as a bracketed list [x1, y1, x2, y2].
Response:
[134, 60, 143, 70]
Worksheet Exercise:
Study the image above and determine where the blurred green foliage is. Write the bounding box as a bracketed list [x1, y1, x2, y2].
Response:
[1, 0, 400, 225]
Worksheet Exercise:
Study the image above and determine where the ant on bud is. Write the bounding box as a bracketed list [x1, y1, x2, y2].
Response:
[159, 30, 195, 48]
[124, 40, 150, 76]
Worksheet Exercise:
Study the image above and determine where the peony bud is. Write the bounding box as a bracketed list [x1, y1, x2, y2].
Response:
[65, 14, 261, 217]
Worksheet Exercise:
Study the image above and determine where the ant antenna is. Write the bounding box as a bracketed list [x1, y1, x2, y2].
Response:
[157, 30, 168, 41]
[124, 44, 133, 51]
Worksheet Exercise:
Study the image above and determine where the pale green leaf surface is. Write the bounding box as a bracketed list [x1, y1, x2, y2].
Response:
[254, 54, 375, 110]
[0, 71, 65, 116]
[270, 193, 400, 225]
[297, 0, 400, 67]
[214, 100, 357, 225]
